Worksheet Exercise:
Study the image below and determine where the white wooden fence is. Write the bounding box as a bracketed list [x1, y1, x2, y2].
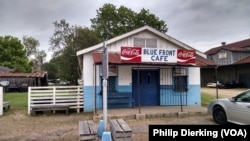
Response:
[28, 86, 83, 115]
[0, 87, 2, 116]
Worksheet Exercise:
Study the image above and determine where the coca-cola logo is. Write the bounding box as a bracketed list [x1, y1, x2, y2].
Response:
[178, 50, 195, 58]
[120, 47, 142, 63]
[121, 48, 140, 56]
[177, 49, 196, 64]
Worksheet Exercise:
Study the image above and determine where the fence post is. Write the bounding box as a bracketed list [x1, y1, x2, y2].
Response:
[28, 87, 31, 115]
[77, 86, 80, 113]
[53, 86, 56, 104]
[0, 87, 3, 116]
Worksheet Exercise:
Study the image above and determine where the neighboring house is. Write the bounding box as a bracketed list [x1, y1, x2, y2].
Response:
[77, 26, 216, 112]
[202, 38, 250, 87]
[0, 71, 48, 92]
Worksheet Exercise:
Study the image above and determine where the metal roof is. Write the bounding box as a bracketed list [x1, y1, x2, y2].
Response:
[205, 38, 250, 55]
[0, 71, 47, 78]
[234, 56, 250, 65]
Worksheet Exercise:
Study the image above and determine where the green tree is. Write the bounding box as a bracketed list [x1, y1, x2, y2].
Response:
[91, 3, 168, 39]
[116, 6, 136, 34]
[22, 35, 40, 57]
[43, 58, 59, 80]
[49, 19, 100, 84]
[22, 36, 47, 72]
[0, 36, 31, 72]
[135, 8, 168, 33]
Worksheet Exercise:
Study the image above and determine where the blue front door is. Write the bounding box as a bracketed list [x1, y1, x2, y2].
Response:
[132, 69, 159, 106]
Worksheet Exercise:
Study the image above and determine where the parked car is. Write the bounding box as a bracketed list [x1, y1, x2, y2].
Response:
[206, 81, 225, 88]
[207, 89, 250, 125]
[20, 83, 28, 92]
[224, 81, 243, 88]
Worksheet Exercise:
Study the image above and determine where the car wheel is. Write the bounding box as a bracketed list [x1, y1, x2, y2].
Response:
[212, 106, 227, 125]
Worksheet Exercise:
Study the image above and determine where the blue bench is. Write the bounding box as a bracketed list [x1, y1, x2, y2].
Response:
[107, 92, 135, 108]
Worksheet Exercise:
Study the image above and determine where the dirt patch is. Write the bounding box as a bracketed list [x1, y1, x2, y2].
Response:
[0, 110, 90, 141]
[0, 109, 215, 141]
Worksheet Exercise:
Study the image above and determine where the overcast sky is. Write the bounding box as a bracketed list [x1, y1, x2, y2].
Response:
[1, 0, 250, 62]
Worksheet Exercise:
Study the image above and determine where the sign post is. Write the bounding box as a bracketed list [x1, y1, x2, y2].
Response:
[102, 41, 108, 131]
[97, 41, 112, 141]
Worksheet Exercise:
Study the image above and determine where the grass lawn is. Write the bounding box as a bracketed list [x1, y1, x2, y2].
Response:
[201, 92, 221, 107]
[2, 91, 216, 110]
[201, 93, 214, 107]
[3, 92, 28, 110]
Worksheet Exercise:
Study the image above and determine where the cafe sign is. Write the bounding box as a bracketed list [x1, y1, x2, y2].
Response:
[120, 47, 196, 64]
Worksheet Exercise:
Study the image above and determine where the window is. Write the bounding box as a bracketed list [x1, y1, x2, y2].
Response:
[173, 76, 188, 92]
[218, 52, 227, 59]
[100, 65, 118, 94]
[134, 38, 157, 48]
[236, 90, 250, 103]
[100, 65, 117, 76]
[146, 39, 157, 48]
[172, 68, 188, 92]
[100, 76, 117, 94]
[134, 38, 145, 47]
[108, 76, 117, 92]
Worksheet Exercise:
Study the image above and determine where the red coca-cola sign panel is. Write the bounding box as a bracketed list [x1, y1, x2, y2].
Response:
[177, 50, 196, 64]
[120, 47, 142, 62]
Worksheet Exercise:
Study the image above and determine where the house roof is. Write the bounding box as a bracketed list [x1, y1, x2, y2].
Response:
[91, 52, 217, 67]
[77, 26, 206, 58]
[195, 55, 217, 67]
[205, 38, 250, 55]
[234, 56, 250, 65]
[0, 71, 47, 78]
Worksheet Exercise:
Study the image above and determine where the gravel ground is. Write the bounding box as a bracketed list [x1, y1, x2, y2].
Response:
[127, 115, 216, 140]
[0, 109, 215, 141]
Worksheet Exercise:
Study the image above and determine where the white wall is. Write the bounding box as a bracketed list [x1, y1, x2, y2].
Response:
[189, 67, 200, 85]
[118, 66, 132, 85]
[83, 53, 94, 86]
[160, 67, 173, 85]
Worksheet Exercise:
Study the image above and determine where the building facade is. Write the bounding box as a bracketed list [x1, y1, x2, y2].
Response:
[77, 26, 216, 112]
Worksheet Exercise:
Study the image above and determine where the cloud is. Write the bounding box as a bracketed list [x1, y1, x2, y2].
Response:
[156, 0, 250, 50]
[0, 0, 250, 61]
